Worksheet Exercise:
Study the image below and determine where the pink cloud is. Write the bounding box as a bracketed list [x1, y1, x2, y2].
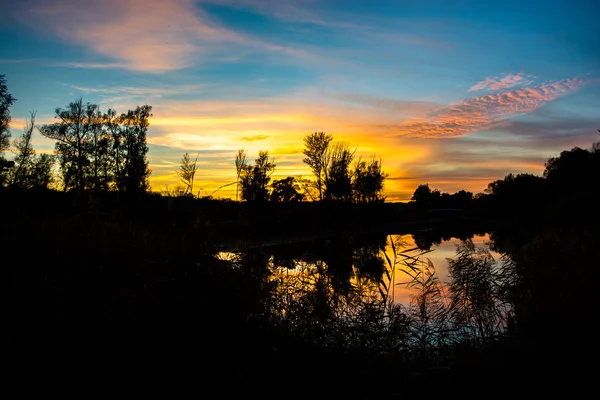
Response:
[468, 72, 535, 92]
[396, 77, 591, 139]
[17, 0, 247, 72]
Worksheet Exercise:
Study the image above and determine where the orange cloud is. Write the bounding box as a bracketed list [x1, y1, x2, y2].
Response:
[395, 77, 591, 139]
[239, 135, 270, 142]
[468, 72, 535, 92]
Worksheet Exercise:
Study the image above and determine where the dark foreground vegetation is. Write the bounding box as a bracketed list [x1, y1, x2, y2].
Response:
[1, 74, 599, 396]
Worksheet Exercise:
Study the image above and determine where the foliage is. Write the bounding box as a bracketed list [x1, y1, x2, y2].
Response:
[119, 105, 152, 194]
[39, 98, 98, 191]
[302, 132, 332, 200]
[28, 153, 55, 189]
[240, 150, 275, 201]
[270, 176, 304, 202]
[7, 111, 56, 190]
[103, 108, 123, 192]
[411, 184, 473, 210]
[0, 74, 16, 185]
[324, 142, 355, 201]
[411, 184, 439, 207]
[301, 132, 388, 203]
[39, 99, 152, 194]
[0, 74, 16, 156]
[353, 158, 388, 203]
[9, 111, 36, 188]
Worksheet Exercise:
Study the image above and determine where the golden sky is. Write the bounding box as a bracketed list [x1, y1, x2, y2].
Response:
[2, 0, 599, 200]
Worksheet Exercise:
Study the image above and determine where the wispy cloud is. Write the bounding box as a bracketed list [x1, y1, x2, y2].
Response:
[16, 0, 246, 72]
[331, 92, 439, 116]
[239, 134, 269, 142]
[199, 0, 329, 26]
[50, 61, 128, 70]
[468, 72, 535, 92]
[202, 0, 451, 50]
[396, 77, 592, 139]
[64, 83, 209, 100]
[0, 59, 40, 64]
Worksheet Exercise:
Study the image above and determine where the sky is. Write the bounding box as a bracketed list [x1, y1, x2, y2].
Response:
[1, 0, 598, 200]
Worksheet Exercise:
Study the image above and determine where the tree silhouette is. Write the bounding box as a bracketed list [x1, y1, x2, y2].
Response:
[38, 100, 152, 193]
[88, 109, 111, 192]
[103, 108, 123, 192]
[302, 132, 332, 200]
[39, 98, 98, 192]
[324, 142, 354, 201]
[119, 105, 152, 194]
[0, 74, 16, 184]
[270, 176, 304, 202]
[484, 173, 545, 212]
[353, 158, 388, 203]
[411, 184, 441, 208]
[9, 111, 36, 188]
[451, 190, 473, 208]
[240, 150, 275, 201]
[544, 146, 597, 195]
[28, 154, 55, 189]
[177, 152, 199, 196]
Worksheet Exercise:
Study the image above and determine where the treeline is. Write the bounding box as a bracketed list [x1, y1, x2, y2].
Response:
[3, 74, 389, 204]
[174, 131, 388, 203]
[3, 71, 599, 218]
[410, 137, 600, 223]
[0, 75, 151, 196]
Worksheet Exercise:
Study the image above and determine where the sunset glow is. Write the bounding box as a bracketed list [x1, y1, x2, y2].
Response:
[2, 0, 598, 200]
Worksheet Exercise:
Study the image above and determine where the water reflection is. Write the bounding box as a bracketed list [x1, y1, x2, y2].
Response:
[216, 228, 514, 350]
[218, 230, 500, 308]
[218, 233, 508, 357]
[384, 233, 499, 305]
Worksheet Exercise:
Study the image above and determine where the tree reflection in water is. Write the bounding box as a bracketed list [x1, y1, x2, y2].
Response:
[218, 228, 514, 360]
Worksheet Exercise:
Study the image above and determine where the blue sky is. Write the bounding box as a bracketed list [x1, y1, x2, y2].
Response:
[1, 0, 598, 199]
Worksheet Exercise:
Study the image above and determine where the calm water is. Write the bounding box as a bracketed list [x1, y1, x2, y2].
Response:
[383, 233, 499, 305]
[217, 232, 500, 307]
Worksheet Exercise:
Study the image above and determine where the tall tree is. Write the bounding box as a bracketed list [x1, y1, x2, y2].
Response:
[324, 143, 354, 201]
[0, 74, 15, 156]
[240, 150, 275, 202]
[302, 132, 332, 200]
[93, 128, 113, 191]
[235, 148, 247, 201]
[39, 98, 96, 192]
[10, 111, 36, 188]
[85, 105, 106, 192]
[119, 105, 152, 194]
[0, 74, 16, 184]
[352, 158, 387, 203]
[177, 152, 199, 196]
